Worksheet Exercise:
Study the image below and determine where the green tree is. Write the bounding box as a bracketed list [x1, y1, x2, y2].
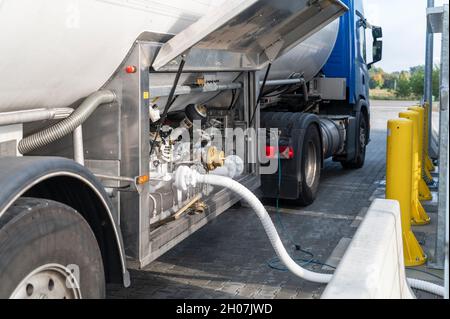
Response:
[408, 64, 440, 100]
[396, 72, 411, 98]
[409, 65, 425, 98]
[383, 72, 399, 90]
[432, 65, 440, 100]
[369, 67, 384, 89]
[370, 65, 440, 100]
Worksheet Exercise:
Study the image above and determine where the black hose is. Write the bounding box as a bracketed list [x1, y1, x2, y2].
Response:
[250, 63, 272, 127]
[150, 58, 186, 155]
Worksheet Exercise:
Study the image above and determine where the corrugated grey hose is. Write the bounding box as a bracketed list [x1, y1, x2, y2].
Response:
[18, 90, 116, 154]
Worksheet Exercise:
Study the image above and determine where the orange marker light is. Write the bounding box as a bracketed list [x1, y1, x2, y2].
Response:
[136, 175, 149, 185]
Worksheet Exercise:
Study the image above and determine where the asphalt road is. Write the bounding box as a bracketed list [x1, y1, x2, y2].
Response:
[107, 100, 442, 299]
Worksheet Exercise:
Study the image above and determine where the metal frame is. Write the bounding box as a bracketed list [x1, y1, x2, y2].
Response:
[425, 0, 435, 159]
[427, 5, 449, 279]
[85, 37, 262, 268]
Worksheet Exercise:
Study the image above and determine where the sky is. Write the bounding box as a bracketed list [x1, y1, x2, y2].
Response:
[363, 0, 448, 73]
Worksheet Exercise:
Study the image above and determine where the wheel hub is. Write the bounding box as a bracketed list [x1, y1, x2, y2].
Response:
[10, 264, 82, 299]
[305, 141, 318, 188]
[359, 126, 366, 149]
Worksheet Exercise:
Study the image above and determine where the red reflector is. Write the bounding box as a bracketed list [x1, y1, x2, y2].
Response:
[125, 65, 137, 74]
[266, 146, 276, 158]
[265, 146, 294, 159]
[279, 146, 294, 159]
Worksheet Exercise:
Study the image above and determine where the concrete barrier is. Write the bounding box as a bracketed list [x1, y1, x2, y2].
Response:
[321, 199, 415, 299]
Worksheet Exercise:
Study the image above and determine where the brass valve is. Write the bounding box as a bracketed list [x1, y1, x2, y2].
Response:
[204, 146, 225, 171]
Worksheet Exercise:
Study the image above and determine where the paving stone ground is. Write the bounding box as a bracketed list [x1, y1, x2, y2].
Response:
[107, 100, 443, 299]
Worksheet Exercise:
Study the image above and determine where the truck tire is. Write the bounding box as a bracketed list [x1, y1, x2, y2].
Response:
[341, 113, 367, 169]
[0, 198, 105, 299]
[297, 124, 321, 206]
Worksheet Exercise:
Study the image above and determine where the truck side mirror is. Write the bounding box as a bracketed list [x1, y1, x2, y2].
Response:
[372, 26, 383, 39]
[368, 40, 383, 69]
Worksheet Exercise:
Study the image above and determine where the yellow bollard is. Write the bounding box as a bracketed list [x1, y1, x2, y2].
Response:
[408, 106, 433, 201]
[426, 154, 435, 174]
[399, 111, 431, 225]
[418, 104, 435, 182]
[423, 103, 435, 172]
[386, 119, 427, 266]
[424, 160, 434, 182]
[407, 106, 432, 201]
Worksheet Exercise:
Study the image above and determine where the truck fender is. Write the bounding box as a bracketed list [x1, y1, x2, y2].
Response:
[0, 156, 130, 287]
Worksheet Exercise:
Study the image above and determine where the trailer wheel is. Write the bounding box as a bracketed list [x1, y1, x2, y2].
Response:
[0, 198, 105, 299]
[341, 114, 367, 169]
[297, 125, 321, 206]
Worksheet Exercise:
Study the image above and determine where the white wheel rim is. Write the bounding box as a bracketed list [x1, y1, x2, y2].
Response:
[305, 141, 318, 188]
[10, 264, 82, 299]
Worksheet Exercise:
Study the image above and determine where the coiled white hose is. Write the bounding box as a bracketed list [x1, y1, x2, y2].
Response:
[203, 173, 332, 283]
[173, 166, 445, 296]
[174, 167, 332, 283]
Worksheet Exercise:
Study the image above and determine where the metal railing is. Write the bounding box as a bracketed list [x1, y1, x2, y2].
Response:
[425, 3, 449, 298]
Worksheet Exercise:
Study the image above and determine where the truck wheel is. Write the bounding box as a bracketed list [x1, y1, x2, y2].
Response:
[0, 198, 105, 299]
[297, 125, 321, 206]
[341, 114, 367, 169]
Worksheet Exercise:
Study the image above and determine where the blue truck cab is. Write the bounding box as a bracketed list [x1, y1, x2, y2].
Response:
[323, 0, 383, 119]
[261, 0, 382, 205]
[322, 0, 383, 159]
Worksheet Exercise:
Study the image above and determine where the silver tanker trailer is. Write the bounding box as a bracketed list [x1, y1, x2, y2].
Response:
[0, 0, 381, 298]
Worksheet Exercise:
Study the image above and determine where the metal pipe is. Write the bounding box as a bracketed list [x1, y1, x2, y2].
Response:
[434, 4, 449, 271]
[424, 0, 435, 157]
[0, 108, 73, 126]
[149, 194, 158, 215]
[18, 90, 115, 154]
[73, 126, 84, 166]
[94, 174, 135, 183]
[261, 78, 303, 87]
[445, 124, 449, 299]
[150, 79, 304, 97]
[250, 62, 272, 127]
[149, 82, 242, 97]
[441, 9, 449, 292]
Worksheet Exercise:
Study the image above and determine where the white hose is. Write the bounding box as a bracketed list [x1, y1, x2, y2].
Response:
[174, 167, 332, 283]
[407, 278, 445, 297]
[201, 173, 332, 283]
[173, 166, 446, 296]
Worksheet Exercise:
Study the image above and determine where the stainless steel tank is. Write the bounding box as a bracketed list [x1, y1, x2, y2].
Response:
[0, 0, 226, 112]
[268, 19, 339, 82]
[0, 0, 339, 112]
